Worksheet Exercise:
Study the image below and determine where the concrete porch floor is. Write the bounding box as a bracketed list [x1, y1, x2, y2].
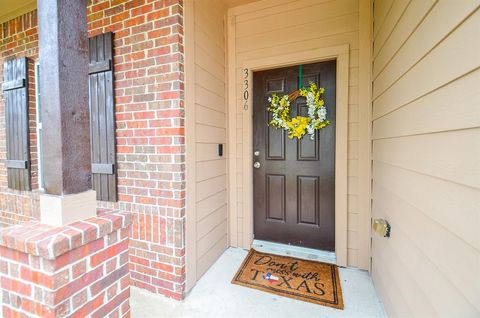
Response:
[131, 247, 387, 318]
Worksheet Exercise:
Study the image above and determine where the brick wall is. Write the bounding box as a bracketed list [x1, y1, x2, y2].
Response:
[0, 212, 132, 317]
[0, 0, 186, 300]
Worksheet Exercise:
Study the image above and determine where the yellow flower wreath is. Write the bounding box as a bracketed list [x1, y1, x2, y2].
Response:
[267, 82, 331, 139]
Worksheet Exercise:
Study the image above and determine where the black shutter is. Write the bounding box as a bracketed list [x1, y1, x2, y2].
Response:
[88, 32, 117, 202]
[2, 57, 31, 191]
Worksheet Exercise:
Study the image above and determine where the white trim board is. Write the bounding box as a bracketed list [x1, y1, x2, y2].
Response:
[34, 61, 44, 191]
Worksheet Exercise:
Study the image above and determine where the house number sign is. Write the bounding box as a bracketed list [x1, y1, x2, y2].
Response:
[243, 68, 249, 110]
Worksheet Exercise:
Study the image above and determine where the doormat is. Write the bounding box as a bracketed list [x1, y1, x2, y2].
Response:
[231, 249, 343, 309]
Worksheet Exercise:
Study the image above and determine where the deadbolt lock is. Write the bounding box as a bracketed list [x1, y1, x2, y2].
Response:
[254, 150, 260, 156]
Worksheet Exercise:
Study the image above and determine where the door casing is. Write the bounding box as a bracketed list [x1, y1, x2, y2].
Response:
[230, 45, 350, 267]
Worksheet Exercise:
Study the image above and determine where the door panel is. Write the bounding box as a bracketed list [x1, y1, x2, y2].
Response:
[266, 116, 285, 160]
[253, 60, 336, 251]
[266, 174, 286, 221]
[298, 176, 319, 225]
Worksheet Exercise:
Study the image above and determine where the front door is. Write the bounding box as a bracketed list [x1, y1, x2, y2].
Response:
[253, 60, 336, 251]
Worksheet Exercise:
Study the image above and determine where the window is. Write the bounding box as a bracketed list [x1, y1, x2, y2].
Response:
[34, 33, 117, 198]
[35, 61, 44, 190]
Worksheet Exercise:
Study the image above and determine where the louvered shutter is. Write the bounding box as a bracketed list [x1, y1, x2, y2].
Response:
[2, 58, 31, 191]
[88, 32, 117, 202]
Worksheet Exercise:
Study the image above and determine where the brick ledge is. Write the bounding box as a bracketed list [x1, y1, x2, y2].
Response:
[0, 211, 131, 259]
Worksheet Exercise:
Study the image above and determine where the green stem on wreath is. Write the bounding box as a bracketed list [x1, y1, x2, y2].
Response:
[298, 64, 303, 89]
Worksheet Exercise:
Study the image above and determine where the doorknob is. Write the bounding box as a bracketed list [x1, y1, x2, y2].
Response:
[253, 162, 260, 169]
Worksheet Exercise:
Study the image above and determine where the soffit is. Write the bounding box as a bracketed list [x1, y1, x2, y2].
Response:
[0, 0, 36, 24]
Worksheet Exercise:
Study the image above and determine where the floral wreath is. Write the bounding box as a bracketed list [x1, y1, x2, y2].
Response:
[267, 82, 330, 139]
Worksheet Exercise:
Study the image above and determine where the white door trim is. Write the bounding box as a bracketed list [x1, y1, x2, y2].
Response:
[228, 44, 350, 267]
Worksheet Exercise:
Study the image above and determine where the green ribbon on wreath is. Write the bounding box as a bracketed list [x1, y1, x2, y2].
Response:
[298, 64, 303, 89]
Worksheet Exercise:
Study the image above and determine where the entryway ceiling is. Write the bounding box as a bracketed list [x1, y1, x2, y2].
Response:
[0, 0, 36, 24]
[222, 0, 260, 8]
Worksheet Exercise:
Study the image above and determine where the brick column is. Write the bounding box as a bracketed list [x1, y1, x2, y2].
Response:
[0, 212, 132, 317]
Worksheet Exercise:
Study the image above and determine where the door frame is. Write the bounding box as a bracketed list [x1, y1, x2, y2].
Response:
[230, 44, 350, 267]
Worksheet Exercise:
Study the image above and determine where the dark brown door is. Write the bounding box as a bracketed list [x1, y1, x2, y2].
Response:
[253, 61, 336, 251]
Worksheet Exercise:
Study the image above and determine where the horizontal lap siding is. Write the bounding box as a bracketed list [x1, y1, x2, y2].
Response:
[232, 0, 363, 266]
[371, 1, 480, 317]
[193, 0, 228, 279]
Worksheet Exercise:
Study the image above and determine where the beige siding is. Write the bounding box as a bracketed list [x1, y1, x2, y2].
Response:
[372, 1, 480, 317]
[229, 0, 369, 268]
[188, 0, 228, 282]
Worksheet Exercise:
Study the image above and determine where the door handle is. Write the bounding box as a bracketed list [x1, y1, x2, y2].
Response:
[253, 162, 261, 169]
